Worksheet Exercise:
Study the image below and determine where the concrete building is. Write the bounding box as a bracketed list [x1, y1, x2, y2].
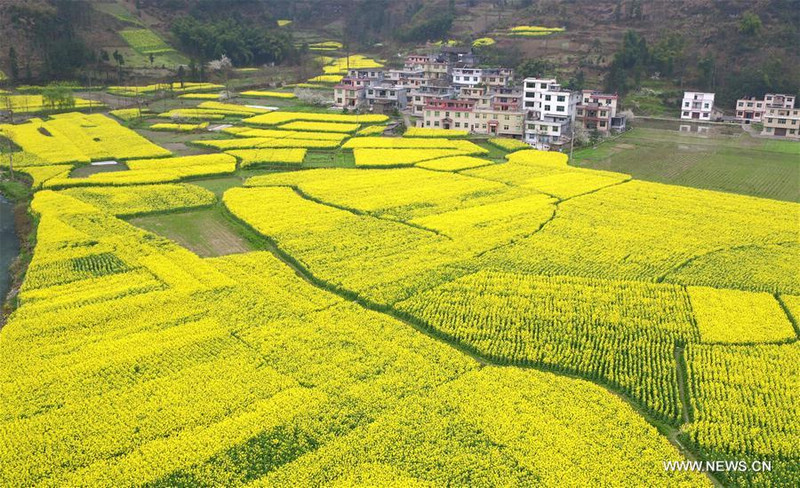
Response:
[333, 77, 370, 110]
[680, 91, 715, 120]
[408, 84, 455, 117]
[522, 77, 578, 148]
[735, 93, 795, 124]
[365, 83, 408, 113]
[451, 67, 514, 89]
[421, 95, 525, 138]
[761, 106, 800, 139]
[576, 90, 625, 133]
[403, 54, 450, 82]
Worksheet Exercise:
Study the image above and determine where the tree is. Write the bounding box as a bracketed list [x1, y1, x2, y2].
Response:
[112, 50, 125, 83]
[567, 70, 585, 91]
[517, 59, 553, 79]
[8, 47, 19, 83]
[604, 30, 649, 94]
[739, 12, 762, 36]
[42, 84, 75, 110]
[208, 55, 233, 97]
[697, 55, 715, 91]
[177, 65, 186, 88]
[188, 59, 198, 82]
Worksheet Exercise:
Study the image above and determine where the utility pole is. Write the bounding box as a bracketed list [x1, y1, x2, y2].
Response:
[569, 122, 575, 163]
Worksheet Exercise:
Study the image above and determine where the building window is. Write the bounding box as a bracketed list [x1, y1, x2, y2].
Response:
[434, 111, 440, 117]
[768, 118, 773, 123]
[434, 121, 440, 127]
[557, 95, 565, 102]
[704, 103, 709, 109]
[504, 115, 510, 120]
[544, 105, 551, 111]
[552, 126, 559, 133]
[600, 121, 606, 127]
[425, 121, 430, 126]
[455, 122, 461, 128]
[557, 106, 564, 112]
[684, 102, 690, 107]
[503, 125, 509, 130]
[540, 83, 547, 88]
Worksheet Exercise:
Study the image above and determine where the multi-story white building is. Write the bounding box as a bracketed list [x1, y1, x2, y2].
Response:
[522, 77, 577, 148]
[761, 106, 800, 139]
[735, 93, 795, 123]
[522, 78, 577, 118]
[680, 91, 715, 120]
[576, 90, 625, 133]
[451, 67, 513, 89]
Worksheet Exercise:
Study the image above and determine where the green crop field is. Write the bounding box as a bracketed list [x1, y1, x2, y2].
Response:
[573, 124, 800, 202]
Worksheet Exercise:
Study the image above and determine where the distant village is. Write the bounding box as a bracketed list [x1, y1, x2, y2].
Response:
[332, 46, 799, 150]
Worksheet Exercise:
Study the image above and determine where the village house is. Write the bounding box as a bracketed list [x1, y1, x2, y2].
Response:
[522, 77, 578, 149]
[680, 91, 715, 120]
[421, 89, 525, 138]
[735, 93, 795, 123]
[761, 105, 800, 139]
[576, 90, 626, 133]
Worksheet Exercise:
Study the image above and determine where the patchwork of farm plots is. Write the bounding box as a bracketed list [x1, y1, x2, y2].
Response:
[0, 104, 797, 487]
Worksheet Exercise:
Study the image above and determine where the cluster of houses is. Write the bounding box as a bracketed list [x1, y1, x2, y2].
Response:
[333, 47, 625, 150]
[681, 91, 798, 139]
[333, 47, 798, 147]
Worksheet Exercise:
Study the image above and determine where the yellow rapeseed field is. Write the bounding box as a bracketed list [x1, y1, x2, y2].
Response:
[0, 110, 795, 487]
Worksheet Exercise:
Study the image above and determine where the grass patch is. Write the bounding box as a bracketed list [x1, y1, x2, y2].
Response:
[128, 206, 258, 258]
[471, 140, 511, 162]
[189, 177, 244, 198]
[302, 150, 355, 168]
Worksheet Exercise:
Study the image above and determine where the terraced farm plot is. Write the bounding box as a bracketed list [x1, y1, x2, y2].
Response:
[119, 28, 174, 54]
